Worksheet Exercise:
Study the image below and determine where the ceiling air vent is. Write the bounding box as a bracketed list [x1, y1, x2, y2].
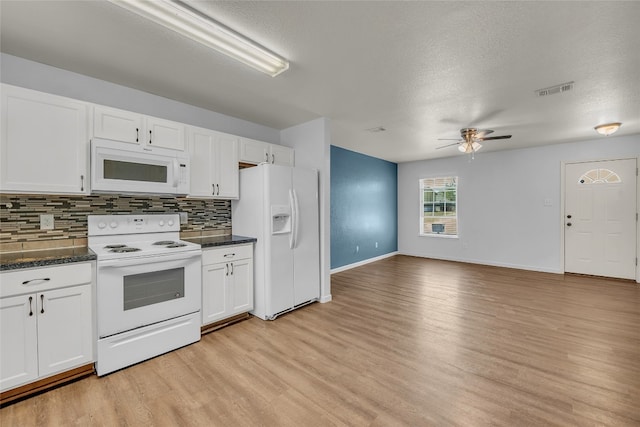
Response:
[535, 81, 574, 97]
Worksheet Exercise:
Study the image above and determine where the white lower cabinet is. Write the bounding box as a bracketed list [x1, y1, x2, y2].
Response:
[0, 295, 38, 390]
[202, 244, 253, 325]
[0, 263, 94, 393]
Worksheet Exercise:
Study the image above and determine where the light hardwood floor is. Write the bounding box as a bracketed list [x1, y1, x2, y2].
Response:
[2, 255, 639, 426]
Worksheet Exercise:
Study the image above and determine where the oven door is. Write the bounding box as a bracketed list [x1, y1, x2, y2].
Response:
[96, 251, 201, 338]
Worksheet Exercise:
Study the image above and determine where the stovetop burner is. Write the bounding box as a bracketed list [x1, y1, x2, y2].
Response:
[110, 247, 142, 253]
[165, 243, 187, 248]
[153, 240, 176, 245]
[105, 244, 127, 249]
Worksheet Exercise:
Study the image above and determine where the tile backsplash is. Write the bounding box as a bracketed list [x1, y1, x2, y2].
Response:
[0, 194, 231, 248]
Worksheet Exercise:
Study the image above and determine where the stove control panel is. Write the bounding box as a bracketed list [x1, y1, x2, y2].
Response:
[88, 214, 181, 236]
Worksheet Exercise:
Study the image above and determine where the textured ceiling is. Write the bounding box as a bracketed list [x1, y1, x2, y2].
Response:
[1, 1, 639, 162]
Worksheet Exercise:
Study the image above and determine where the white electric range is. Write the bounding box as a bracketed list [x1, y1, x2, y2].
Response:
[88, 214, 202, 376]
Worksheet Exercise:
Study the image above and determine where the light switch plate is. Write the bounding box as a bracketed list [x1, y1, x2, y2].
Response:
[40, 214, 54, 230]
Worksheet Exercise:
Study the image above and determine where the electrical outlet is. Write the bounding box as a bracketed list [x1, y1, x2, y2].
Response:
[40, 214, 54, 230]
[179, 212, 188, 224]
[356, 245, 359, 253]
[375, 241, 378, 248]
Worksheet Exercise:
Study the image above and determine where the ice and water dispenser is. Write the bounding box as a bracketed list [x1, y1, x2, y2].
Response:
[271, 205, 291, 234]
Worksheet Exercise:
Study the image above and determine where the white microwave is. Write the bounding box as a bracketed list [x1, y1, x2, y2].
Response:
[91, 138, 190, 196]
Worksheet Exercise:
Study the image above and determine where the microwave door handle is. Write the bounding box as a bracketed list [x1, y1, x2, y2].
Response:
[98, 251, 201, 268]
[173, 159, 179, 187]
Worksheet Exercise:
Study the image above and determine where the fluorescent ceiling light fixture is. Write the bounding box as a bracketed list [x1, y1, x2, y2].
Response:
[594, 122, 622, 136]
[109, 0, 289, 77]
[458, 141, 482, 153]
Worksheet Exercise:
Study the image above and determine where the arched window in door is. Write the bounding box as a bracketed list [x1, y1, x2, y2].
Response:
[578, 168, 621, 184]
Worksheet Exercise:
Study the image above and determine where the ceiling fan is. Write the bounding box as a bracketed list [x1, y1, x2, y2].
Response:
[436, 128, 512, 155]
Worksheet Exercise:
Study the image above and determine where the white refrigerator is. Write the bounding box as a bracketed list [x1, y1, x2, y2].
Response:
[232, 164, 320, 320]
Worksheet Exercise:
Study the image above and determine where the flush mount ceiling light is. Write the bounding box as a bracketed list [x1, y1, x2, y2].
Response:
[108, 0, 289, 77]
[594, 122, 622, 136]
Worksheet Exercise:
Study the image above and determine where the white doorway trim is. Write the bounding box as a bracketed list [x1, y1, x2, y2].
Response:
[560, 156, 639, 283]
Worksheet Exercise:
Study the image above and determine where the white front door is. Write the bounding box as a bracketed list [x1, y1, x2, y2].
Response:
[564, 158, 637, 279]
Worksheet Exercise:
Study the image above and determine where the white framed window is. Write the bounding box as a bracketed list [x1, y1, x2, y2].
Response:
[420, 176, 458, 237]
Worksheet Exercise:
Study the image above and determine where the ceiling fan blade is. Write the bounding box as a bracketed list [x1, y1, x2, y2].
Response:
[474, 129, 494, 138]
[478, 135, 512, 141]
[436, 142, 461, 149]
[437, 138, 462, 141]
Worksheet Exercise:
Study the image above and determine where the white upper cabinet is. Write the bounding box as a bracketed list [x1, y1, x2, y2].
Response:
[239, 137, 294, 166]
[270, 143, 295, 166]
[239, 137, 270, 164]
[93, 105, 142, 144]
[187, 126, 239, 199]
[145, 116, 186, 151]
[1, 84, 89, 194]
[93, 105, 185, 151]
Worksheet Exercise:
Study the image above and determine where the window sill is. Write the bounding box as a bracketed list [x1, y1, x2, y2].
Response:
[419, 233, 459, 239]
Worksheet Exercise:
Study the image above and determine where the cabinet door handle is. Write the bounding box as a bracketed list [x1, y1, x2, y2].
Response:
[265, 152, 269, 162]
[212, 184, 215, 195]
[216, 184, 220, 195]
[28, 296, 33, 317]
[149, 130, 152, 144]
[22, 278, 50, 285]
[271, 154, 275, 164]
[230, 263, 234, 275]
[136, 128, 139, 142]
[225, 263, 229, 276]
[80, 174, 85, 192]
[223, 253, 235, 258]
[40, 294, 45, 314]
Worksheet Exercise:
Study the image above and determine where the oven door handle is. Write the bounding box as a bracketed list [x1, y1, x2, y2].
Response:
[98, 251, 202, 268]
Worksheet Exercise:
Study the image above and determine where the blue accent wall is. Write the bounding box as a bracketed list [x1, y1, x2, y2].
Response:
[330, 146, 398, 269]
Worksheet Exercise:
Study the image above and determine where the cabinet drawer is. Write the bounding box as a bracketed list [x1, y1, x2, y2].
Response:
[1, 263, 92, 298]
[202, 244, 253, 265]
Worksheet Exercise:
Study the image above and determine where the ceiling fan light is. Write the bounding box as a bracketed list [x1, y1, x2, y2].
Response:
[458, 141, 482, 153]
[594, 122, 622, 136]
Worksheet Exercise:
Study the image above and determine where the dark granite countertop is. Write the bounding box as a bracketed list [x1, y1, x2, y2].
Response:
[0, 247, 97, 271]
[0, 235, 255, 271]
[182, 234, 256, 249]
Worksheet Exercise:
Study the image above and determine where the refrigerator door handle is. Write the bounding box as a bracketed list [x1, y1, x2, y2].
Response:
[292, 189, 301, 249]
[289, 189, 296, 249]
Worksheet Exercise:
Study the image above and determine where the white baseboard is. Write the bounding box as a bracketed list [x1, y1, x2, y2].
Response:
[398, 251, 563, 274]
[319, 295, 332, 303]
[330, 251, 399, 274]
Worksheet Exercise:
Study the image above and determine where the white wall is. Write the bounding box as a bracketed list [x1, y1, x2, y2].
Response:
[399, 135, 640, 274]
[0, 53, 280, 143]
[280, 118, 332, 302]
